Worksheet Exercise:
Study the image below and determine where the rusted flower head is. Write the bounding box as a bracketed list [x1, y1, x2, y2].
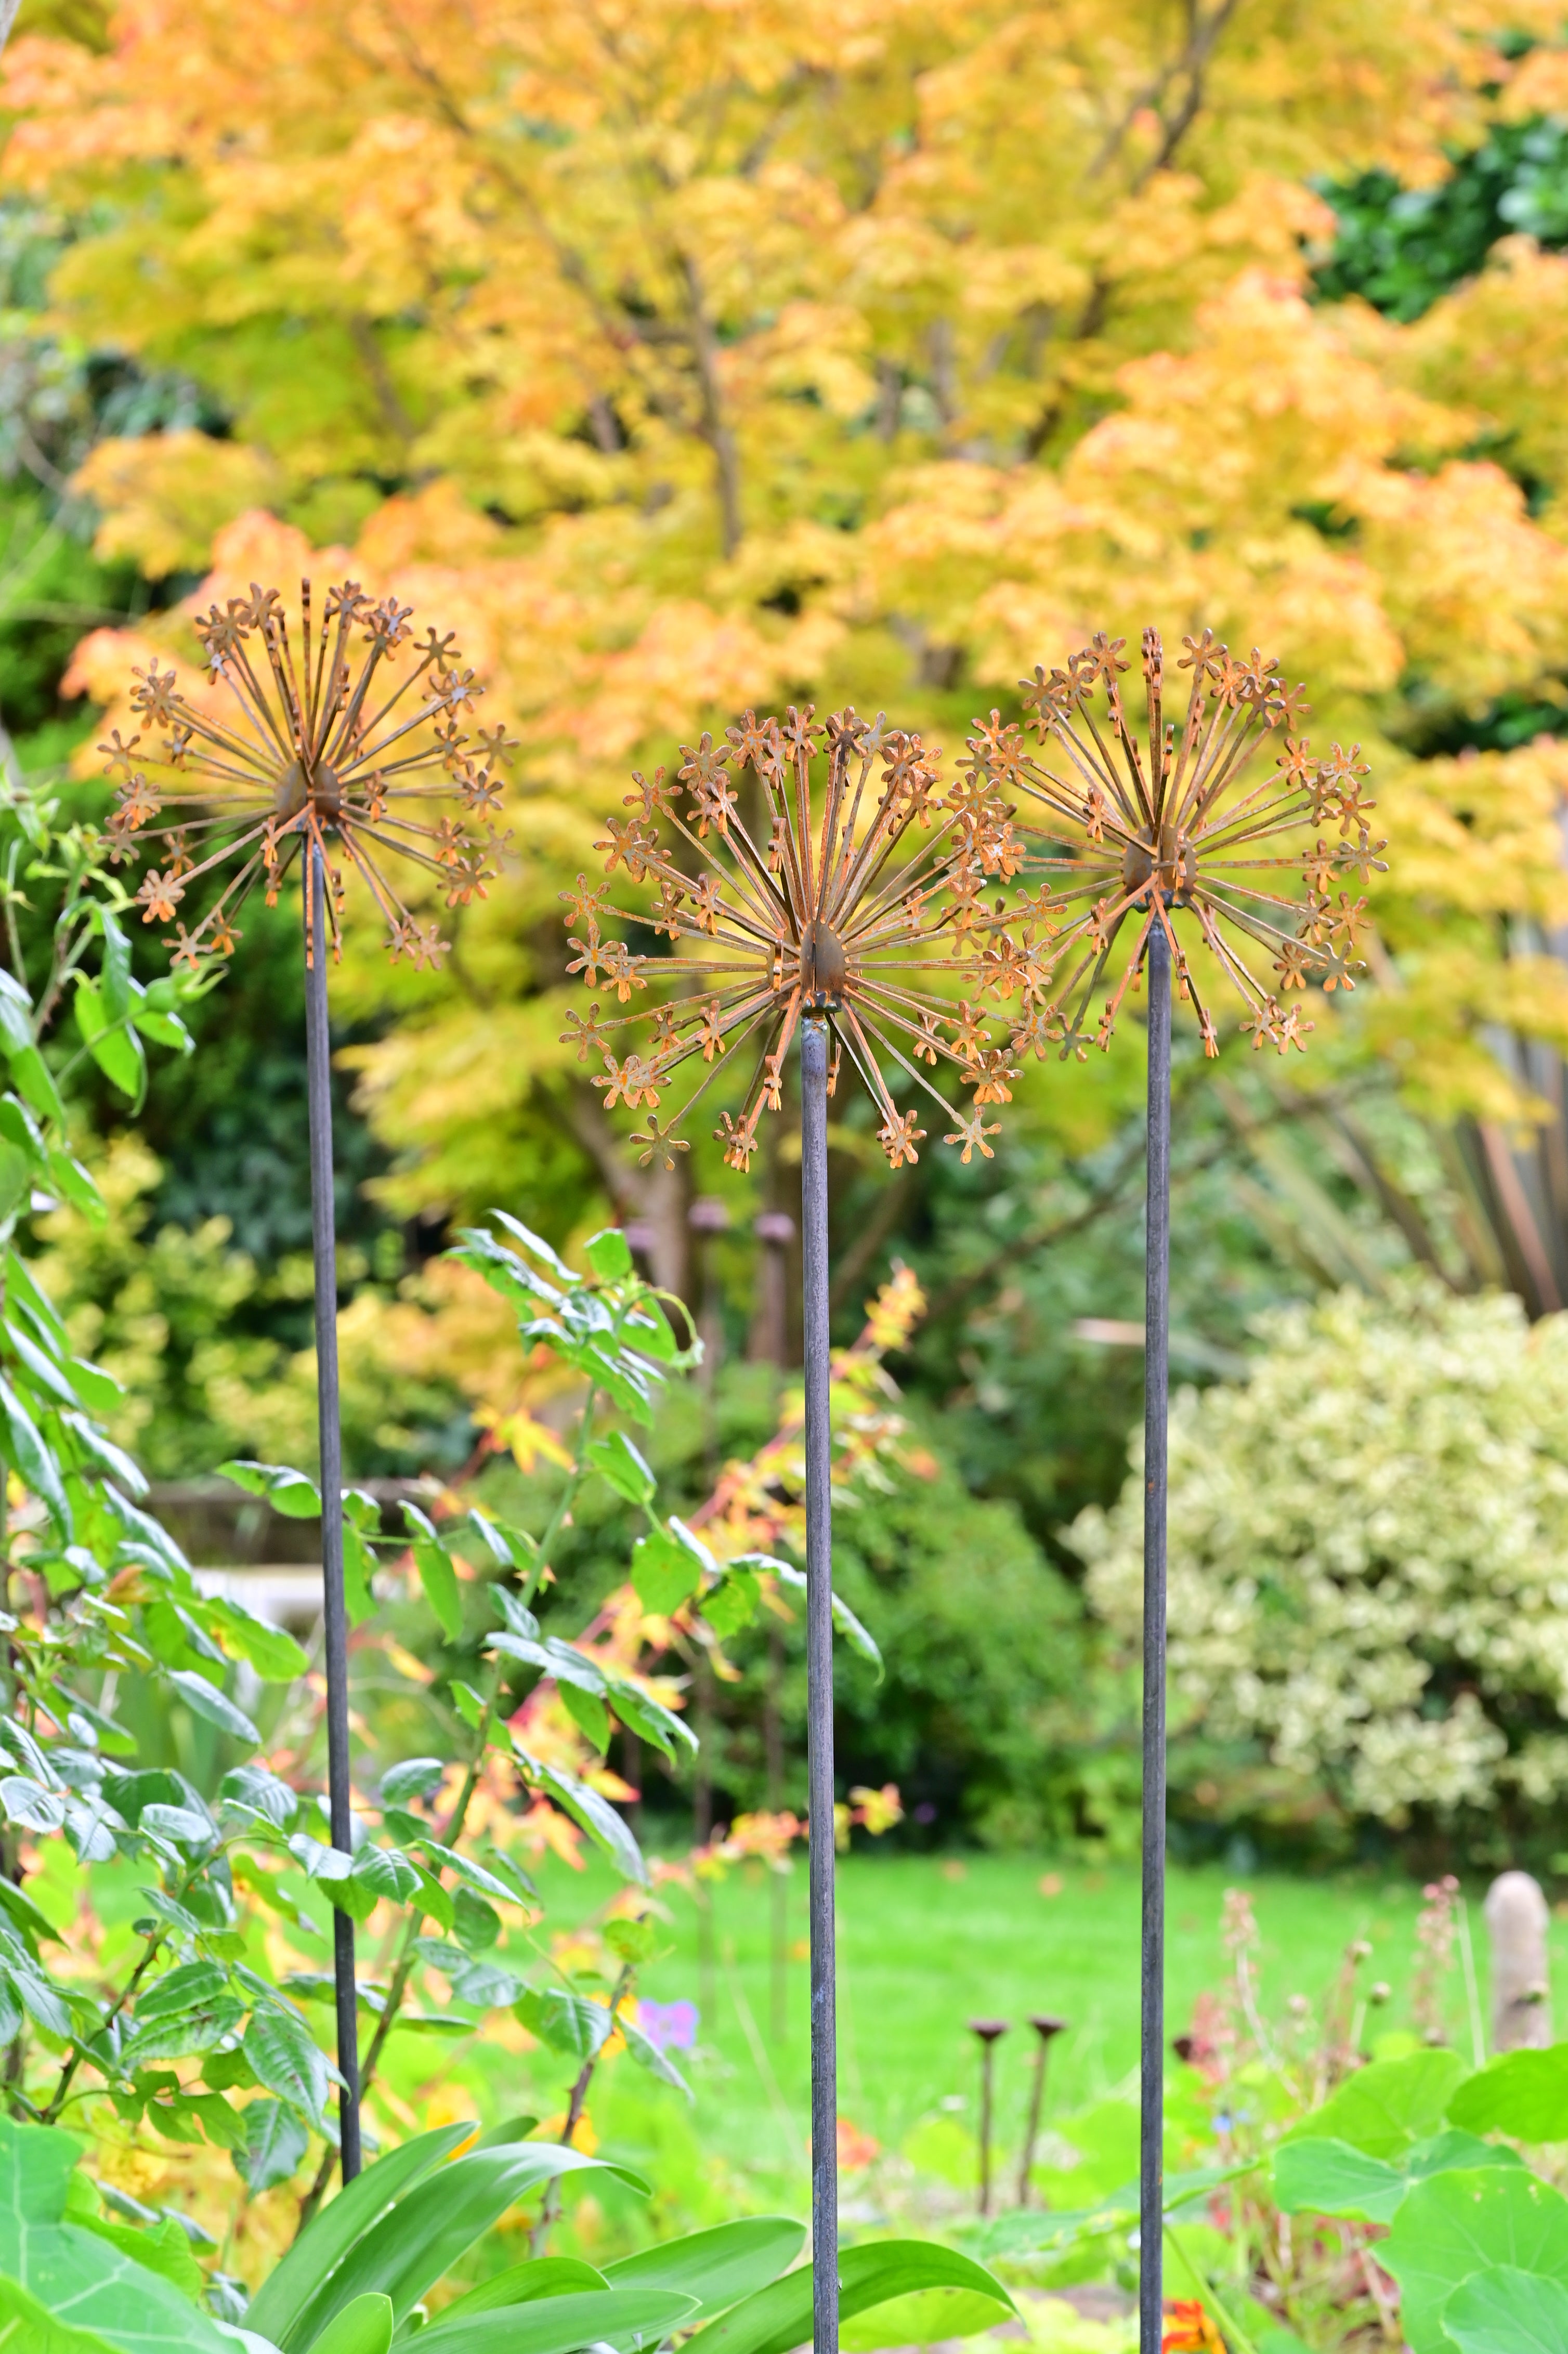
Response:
[99, 580, 515, 970]
[963, 627, 1387, 1061]
[565, 704, 1025, 1173]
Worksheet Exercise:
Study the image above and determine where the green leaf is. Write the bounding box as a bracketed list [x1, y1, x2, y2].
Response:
[415, 1545, 462, 1643]
[74, 2214, 204, 2305]
[1444, 2265, 1568, 2354]
[0, 1378, 70, 1538]
[342, 1523, 377, 1625]
[73, 975, 145, 1106]
[272, 2141, 646, 2352]
[44, 1153, 102, 1224]
[380, 1759, 444, 1804]
[309, 2293, 393, 2354]
[604, 1918, 656, 1965]
[1282, 2046, 1466, 2161]
[700, 1572, 759, 1639]
[618, 2011, 691, 2098]
[584, 1228, 634, 1282]
[604, 2219, 806, 2321]
[242, 2008, 332, 2130]
[452, 1888, 500, 1954]
[1274, 2131, 1520, 2226]
[450, 1682, 486, 1733]
[1381, 2167, 1568, 2354]
[133, 1962, 229, 2025]
[630, 1526, 704, 1616]
[167, 1669, 258, 1746]
[205, 1599, 308, 1683]
[220, 1763, 298, 1826]
[419, 2290, 696, 2354]
[216, 1461, 321, 1519]
[681, 2241, 1015, 2354]
[840, 2289, 1016, 2349]
[515, 1988, 616, 2063]
[488, 1214, 572, 1281]
[247, 2123, 482, 2349]
[351, 1847, 422, 1906]
[1449, 2045, 1568, 2143]
[96, 908, 132, 1022]
[0, 1879, 58, 1947]
[0, 2119, 229, 2354]
[519, 1756, 646, 1885]
[583, 1431, 656, 1506]
[0, 2268, 125, 2354]
[425, 2258, 607, 2328]
[558, 1681, 610, 1752]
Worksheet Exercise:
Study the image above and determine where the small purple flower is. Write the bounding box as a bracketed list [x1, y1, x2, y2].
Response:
[636, 1998, 699, 2052]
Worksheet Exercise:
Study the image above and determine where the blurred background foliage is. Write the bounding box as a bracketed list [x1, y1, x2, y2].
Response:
[7, 0, 1568, 1865]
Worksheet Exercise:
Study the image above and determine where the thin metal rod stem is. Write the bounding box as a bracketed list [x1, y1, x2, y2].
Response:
[305, 845, 362, 2182]
[978, 2041, 995, 2218]
[1140, 924, 1171, 2351]
[1017, 2032, 1053, 2209]
[800, 1017, 837, 2354]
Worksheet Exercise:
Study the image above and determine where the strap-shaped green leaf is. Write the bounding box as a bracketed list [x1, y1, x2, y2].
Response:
[417, 2287, 696, 2354]
[603, 2218, 805, 2321]
[680, 2240, 1014, 2354]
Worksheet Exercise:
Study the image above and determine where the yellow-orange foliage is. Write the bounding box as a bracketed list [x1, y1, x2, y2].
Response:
[11, 0, 1568, 1207]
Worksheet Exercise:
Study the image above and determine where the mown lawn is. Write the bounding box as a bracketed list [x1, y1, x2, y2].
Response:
[382, 1848, 1556, 2238]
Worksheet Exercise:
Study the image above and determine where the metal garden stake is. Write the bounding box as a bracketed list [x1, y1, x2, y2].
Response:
[1016, 2013, 1067, 2207]
[965, 627, 1386, 2343]
[573, 703, 1019, 2354]
[104, 579, 512, 2180]
[968, 2018, 1010, 2216]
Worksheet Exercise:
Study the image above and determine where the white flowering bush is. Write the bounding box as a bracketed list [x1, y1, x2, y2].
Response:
[1069, 1284, 1568, 1824]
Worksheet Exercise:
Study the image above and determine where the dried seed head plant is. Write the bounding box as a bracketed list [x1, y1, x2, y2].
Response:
[963, 626, 1388, 1063]
[98, 579, 515, 971]
[564, 703, 1029, 1175]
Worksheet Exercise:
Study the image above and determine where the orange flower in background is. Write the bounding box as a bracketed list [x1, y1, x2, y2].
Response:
[1162, 2300, 1226, 2354]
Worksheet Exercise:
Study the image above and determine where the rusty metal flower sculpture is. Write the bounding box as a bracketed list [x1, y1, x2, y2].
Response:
[966, 623, 1387, 2354]
[571, 702, 1017, 2354]
[100, 580, 513, 2188]
[100, 579, 508, 972]
[964, 625, 1386, 1064]
[566, 703, 1020, 1179]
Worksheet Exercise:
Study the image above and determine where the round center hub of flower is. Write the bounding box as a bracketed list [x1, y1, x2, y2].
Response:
[800, 918, 847, 1009]
[1122, 823, 1196, 906]
[275, 759, 343, 823]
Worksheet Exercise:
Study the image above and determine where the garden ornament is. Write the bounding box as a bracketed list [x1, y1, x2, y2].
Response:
[574, 702, 1013, 2354]
[1017, 2012, 1068, 2207]
[103, 579, 511, 2178]
[964, 624, 1384, 2344]
[967, 2017, 1010, 2216]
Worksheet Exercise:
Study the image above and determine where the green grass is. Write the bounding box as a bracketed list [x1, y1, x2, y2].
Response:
[384, 1849, 1561, 2239]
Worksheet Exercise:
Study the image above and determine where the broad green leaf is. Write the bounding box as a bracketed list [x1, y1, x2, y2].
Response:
[44, 1154, 100, 1224]
[1382, 2167, 1568, 2354]
[96, 909, 132, 1022]
[700, 1572, 758, 1639]
[0, 2268, 124, 2354]
[342, 1524, 376, 1626]
[584, 1228, 634, 1282]
[681, 2241, 1015, 2354]
[167, 1670, 258, 1746]
[1274, 2132, 1520, 2226]
[583, 1431, 656, 1506]
[1444, 2264, 1568, 2354]
[351, 1848, 422, 1906]
[608, 1678, 696, 1762]
[418, 2290, 696, 2354]
[274, 2143, 645, 2351]
[488, 1214, 571, 1282]
[0, 1879, 59, 1946]
[243, 2009, 332, 2129]
[217, 1461, 321, 1520]
[247, 2123, 481, 2348]
[0, 1779, 65, 1835]
[73, 2215, 203, 2305]
[310, 2293, 393, 2354]
[2, 1321, 82, 1413]
[604, 2219, 806, 2321]
[0, 2119, 229, 2354]
[1282, 2047, 1466, 2161]
[1449, 2045, 1568, 2143]
[451, 1888, 500, 1953]
[0, 1378, 70, 1538]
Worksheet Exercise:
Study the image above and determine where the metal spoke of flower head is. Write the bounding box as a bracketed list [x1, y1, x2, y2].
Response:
[101, 578, 515, 2183]
[573, 703, 1014, 2354]
[966, 625, 1387, 2351]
